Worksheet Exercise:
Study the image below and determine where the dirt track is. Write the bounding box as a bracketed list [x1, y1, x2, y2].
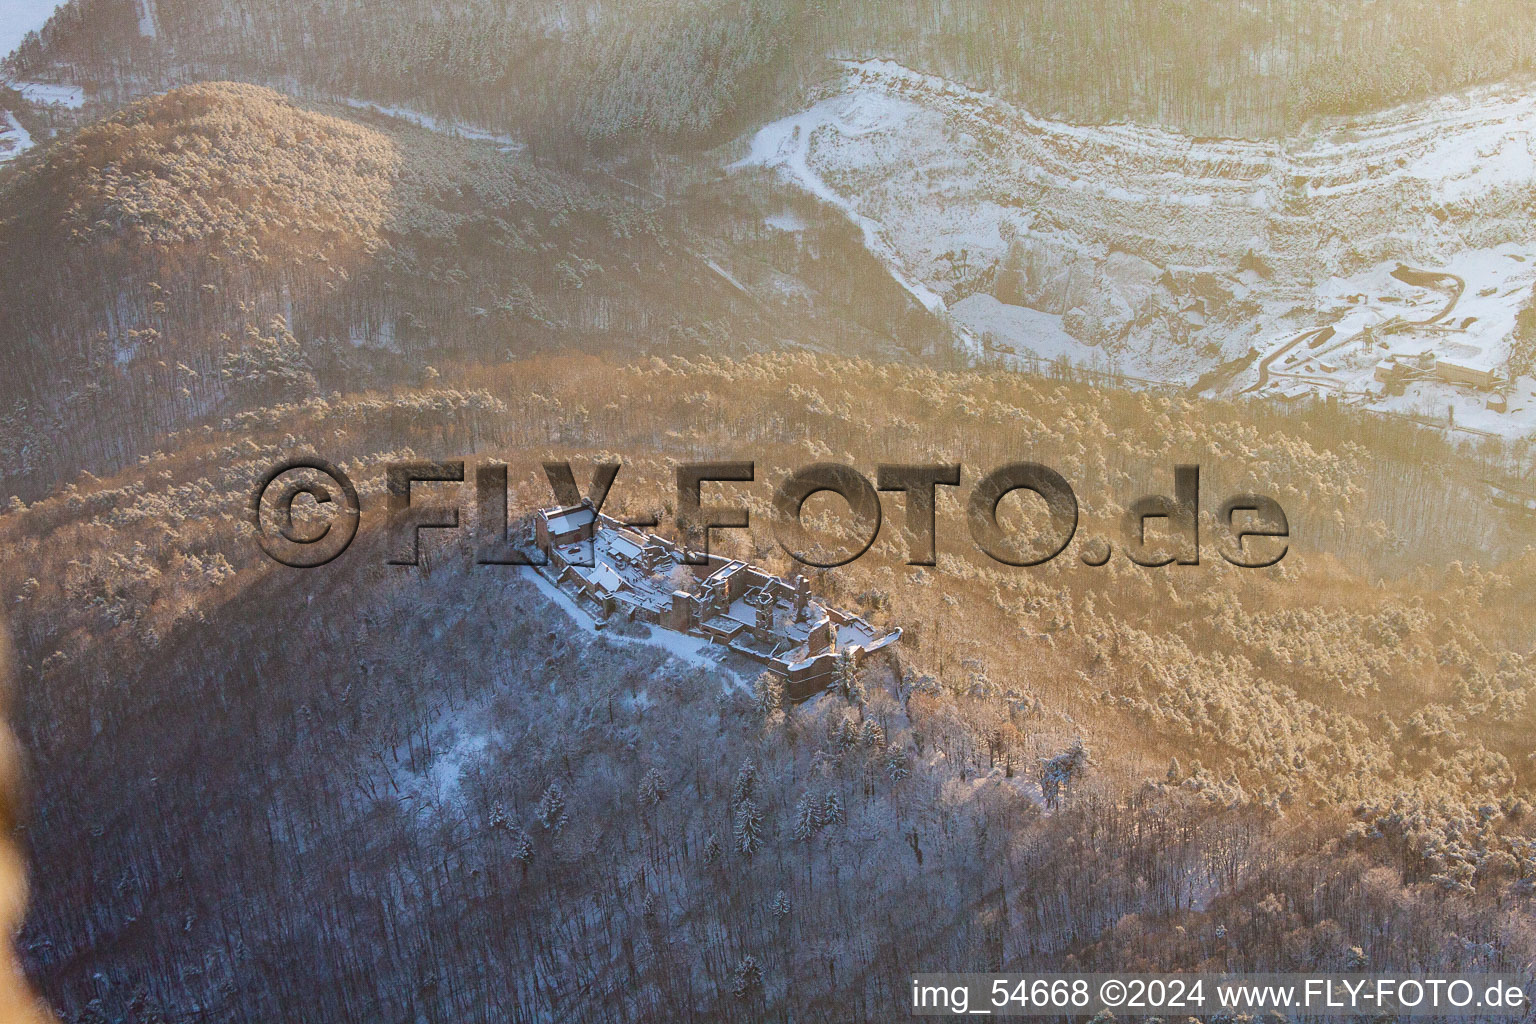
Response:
[1246, 265, 1464, 394]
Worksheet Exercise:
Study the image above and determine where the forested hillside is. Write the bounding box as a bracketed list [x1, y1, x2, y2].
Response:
[6, 350, 1536, 1020]
[0, 81, 942, 501]
[5, 7, 1536, 1022]
[11, 0, 1536, 150]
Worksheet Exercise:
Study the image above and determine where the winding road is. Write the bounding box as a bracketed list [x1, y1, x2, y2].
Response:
[1245, 265, 1466, 394]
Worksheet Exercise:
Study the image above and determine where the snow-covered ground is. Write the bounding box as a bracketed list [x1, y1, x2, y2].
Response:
[0, 111, 31, 164]
[950, 293, 1124, 371]
[0, 81, 85, 167]
[734, 96, 947, 314]
[735, 60, 1536, 438]
[763, 210, 806, 233]
[1246, 249, 1536, 432]
[12, 81, 84, 108]
[338, 97, 524, 153]
[136, 0, 158, 39]
[519, 566, 745, 687]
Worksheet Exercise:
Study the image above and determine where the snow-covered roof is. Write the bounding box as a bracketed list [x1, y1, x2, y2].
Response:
[543, 505, 595, 535]
[704, 560, 747, 583]
[585, 562, 626, 596]
[608, 532, 644, 560]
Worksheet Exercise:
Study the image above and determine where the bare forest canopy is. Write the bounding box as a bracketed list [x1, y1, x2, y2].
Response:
[0, 81, 943, 500]
[5, 8, 1536, 1022]
[6, 347, 1536, 1018]
[10, 0, 1536, 150]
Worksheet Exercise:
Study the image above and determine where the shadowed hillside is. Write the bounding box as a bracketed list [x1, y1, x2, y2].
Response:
[0, 84, 947, 501]
[4, 5, 1536, 1022]
[6, 351, 1535, 1020]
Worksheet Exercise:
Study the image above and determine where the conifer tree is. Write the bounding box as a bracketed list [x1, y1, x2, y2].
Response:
[752, 672, 782, 720]
[638, 767, 667, 808]
[732, 955, 763, 999]
[732, 758, 758, 807]
[822, 789, 846, 828]
[734, 798, 765, 858]
[536, 781, 568, 834]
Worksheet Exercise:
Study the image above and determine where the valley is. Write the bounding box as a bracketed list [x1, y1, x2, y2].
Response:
[4, 3, 1536, 1021]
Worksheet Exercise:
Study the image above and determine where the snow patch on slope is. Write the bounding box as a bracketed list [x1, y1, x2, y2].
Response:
[137, 0, 158, 38]
[764, 210, 806, 232]
[733, 92, 946, 314]
[950, 294, 1112, 368]
[0, 1, 64, 61]
[10, 81, 85, 108]
[339, 97, 524, 153]
[0, 112, 32, 164]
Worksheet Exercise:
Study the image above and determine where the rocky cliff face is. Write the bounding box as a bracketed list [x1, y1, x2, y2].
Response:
[738, 59, 1536, 424]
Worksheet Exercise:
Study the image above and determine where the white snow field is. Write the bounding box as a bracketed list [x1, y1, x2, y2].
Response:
[339, 97, 524, 153]
[0, 81, 88, 165]
[0, 111, 31, 164]
[1, 0, 88, 168]
[736, 60, 1536, 438]
[14, 81, 85, 107]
